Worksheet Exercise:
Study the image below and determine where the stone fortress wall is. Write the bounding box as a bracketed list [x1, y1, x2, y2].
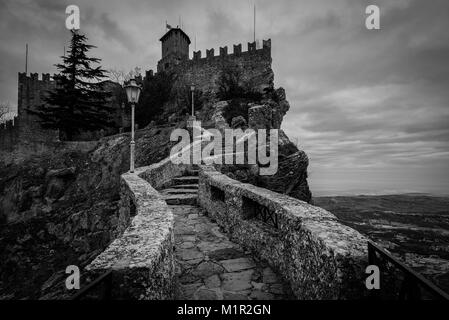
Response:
[178, 40, 273, 94]
[17, 73, 60, 144]
[148, 39, 274, 97]
[0, 73, 127, 152]
[0, 117, 19, 151]
[0, 73, 59, 152]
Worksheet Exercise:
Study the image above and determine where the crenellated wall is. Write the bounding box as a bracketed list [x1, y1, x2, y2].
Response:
[189, 39, 271, 62]
[151, 40, 274, 96]
[17, 72, 60, 144]
[1, 73, 130, 152]
[1, 73, 60, 152]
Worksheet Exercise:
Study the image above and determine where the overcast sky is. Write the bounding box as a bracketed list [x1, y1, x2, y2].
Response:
[1, 0, 448, 196]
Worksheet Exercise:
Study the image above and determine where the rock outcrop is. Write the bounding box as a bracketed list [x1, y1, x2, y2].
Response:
[202, 88, 312, 203]
[0, 126, 177, 299]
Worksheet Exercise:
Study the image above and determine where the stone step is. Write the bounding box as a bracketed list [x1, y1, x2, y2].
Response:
[162, 194, 197, 205]
[184, 169, 199, 176]
[171, 184, 198, 190]
[173, 176, 199, 185]
[161, 188, 198, 195]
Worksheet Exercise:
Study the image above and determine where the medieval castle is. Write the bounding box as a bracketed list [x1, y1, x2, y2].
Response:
[0, 27, 272, 151]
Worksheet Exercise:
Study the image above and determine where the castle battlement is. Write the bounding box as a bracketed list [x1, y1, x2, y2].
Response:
[191, 39, 271, 62]
[18, 72, 56, 84]
[1, 117, 18, 130]
[18, 72, 57, 118]
[16, 72, 59, 145]
[151, 39, 272, 88]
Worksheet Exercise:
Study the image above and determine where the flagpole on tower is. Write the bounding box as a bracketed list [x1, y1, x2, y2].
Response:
[253, 3, 256, 43]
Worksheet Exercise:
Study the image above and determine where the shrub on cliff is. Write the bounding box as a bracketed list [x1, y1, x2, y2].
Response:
[29, 30, 113, 141]
[222, 99, 250, 125]
[217, 66, 264, 126]
[216, 65, 262, 102]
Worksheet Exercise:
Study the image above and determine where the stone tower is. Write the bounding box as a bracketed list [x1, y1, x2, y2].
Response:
[157, 27, 191, 72]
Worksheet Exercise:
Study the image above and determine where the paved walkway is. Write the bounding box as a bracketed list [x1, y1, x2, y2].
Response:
[160, 173, 293, 300]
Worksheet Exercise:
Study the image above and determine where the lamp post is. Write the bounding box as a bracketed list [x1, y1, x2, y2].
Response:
[124, 79, 142, 173]
[190, 85, 195, 118]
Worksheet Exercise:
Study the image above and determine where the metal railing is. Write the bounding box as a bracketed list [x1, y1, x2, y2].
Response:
[242, 196, 279, 229]
[368, 240, 449, 300]
[70, 270, 113, 300]
[253, 202, 278, 229]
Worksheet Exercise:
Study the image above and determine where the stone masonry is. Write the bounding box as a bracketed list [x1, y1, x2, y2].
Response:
[0, 73, 128, 151]
[158, 171, 293, 300]
[173, 204, 292, 300]
[172, 40, 273, 96]
[149, 26, 274, 105]
[198, 165, 369, 299]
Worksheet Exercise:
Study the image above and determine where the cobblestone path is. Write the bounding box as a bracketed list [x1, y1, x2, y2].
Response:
[160, 172, 293, 300]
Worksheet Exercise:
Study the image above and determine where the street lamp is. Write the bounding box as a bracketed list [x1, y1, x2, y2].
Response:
[190, 85, 195, 117]
[124, 79, 142, 173]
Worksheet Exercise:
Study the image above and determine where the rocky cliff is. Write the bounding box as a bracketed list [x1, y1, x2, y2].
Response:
[194, 86, 312, 203]
[0, 126, 177, 299]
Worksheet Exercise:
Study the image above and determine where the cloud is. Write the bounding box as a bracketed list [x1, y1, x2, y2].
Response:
[93, 12, 137, 51]
[0, 0, 448, 195]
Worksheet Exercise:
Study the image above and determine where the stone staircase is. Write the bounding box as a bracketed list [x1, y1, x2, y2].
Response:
[158, 169, 293, 300]
[160, 169, 199, 206]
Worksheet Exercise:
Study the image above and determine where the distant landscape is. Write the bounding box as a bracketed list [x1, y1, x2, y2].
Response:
[314, 194, 449, 294]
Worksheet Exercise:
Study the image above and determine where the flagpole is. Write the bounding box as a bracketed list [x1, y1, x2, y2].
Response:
[253, 4, 256, 43]
[25, 43, 28, 74]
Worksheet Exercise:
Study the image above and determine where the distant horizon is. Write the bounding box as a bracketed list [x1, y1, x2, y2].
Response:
[311, 189, 449, 198]
[308, 166, 449, 197]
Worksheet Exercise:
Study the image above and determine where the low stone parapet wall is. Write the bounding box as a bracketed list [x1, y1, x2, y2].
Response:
[198, 165, 369, 299]
[138, 157, 188, 189]
[85, 157, 190, 299]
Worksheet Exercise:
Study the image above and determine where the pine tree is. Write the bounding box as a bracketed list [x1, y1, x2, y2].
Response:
[30, 30, 113, 140]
